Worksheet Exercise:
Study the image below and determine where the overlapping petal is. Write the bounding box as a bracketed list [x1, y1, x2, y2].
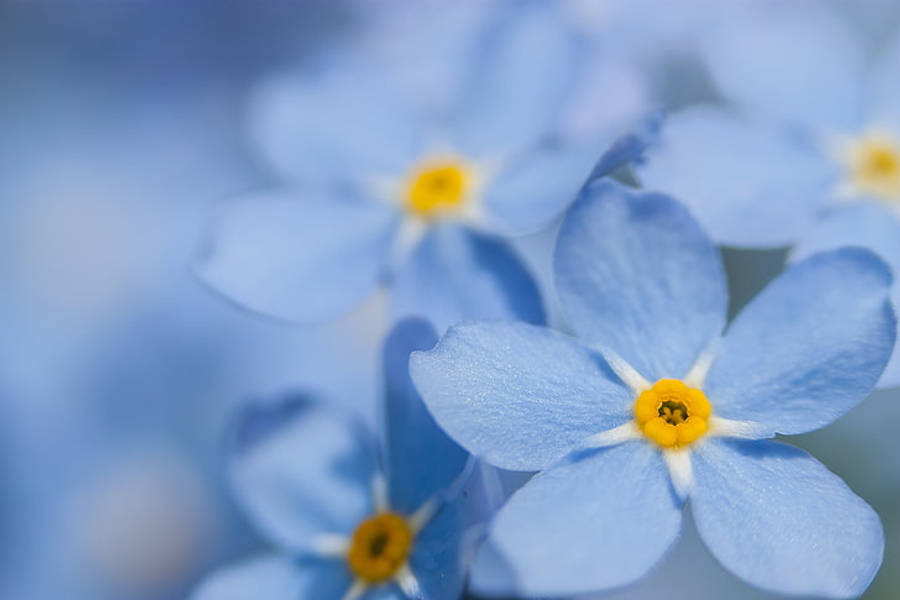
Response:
[554, 180, 727, 381]
[227, 393, 375, 552]
[390, 224, 544, 333]
[196, 193, 398, 322]
[409, 494, 469, 600]
[470, 443, 682, 597]
[692, 439, 883, 599]
[381, 318, 469, 514]
[410, 321, 631, 471]
[190, 555, 352, 600]
[636, 106, 836, 247]
[705, 248, 895, 435]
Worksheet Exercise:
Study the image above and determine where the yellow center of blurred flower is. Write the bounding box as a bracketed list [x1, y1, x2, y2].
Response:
[845, 134, 900, 201]
[406, 161, 470, 217]
[634, 379, 711, 448]
[347, 512, 413, 583]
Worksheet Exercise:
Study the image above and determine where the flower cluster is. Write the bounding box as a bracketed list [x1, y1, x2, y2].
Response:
[189, 2, 900, 599]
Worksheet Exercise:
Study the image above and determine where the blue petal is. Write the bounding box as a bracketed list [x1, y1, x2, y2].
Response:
[227, 393, 375, 552]
[196, 193, 398, 322]
[409, 495, 467, 600]
[248, 64, 423, 186]
[390, 224, 545, 333]
[410, 321, 631, 472]
[450, 3, 577, 157]
[588, 109, 663, 178]
[470, 443, 682, 597]
[791, 204, 900, 388]
[554, 179, 728, 382]
[692, 439, 883, 599]
[381, 318, 469, 514]
[190, 555, 352, 600]
[870, 31, 900, 124]
[701, 6, 865, 131]
[636, 106, 836, 247]
[705, 248, 895, 435]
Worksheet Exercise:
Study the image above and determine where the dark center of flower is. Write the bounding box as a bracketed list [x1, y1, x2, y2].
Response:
[658, 399, 689, 425]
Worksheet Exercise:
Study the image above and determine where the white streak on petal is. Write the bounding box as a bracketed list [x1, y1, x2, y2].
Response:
[663, 448, 694, 501]
[683, 337, 722, 388]
[372, 472, 390, 513]
[386, 218, 427, 272]
[395, 563, 424, 599]
[309, 533, 350, 558]
[581, 421, 641, 449]
[407, 498, 440, 535]
[594, 347, 651, 393]
[342, 580, 367, 600]
[708, 416, 772, 440]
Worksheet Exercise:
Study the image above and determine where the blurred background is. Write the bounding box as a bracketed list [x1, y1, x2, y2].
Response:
[1, 1, 899, 599]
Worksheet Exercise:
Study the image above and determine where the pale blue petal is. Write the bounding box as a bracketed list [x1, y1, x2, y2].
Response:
[637, 106, 836, 247]
[196, 193, 398, 322]
[588, 109, 663, 177]
[791, 204, 900, 388]
[190, 555, 352, 600]
[409, 494, 471, 600]
[450, 3, 577, 157]
[554, 179, 727, 382]
[390, 224, 544, 333]
[706, 248, 895, 435]
[381, 318, 469, 514]
[248, 64, 423, 185]
[480, 141, 602, 236]
[870, 31, 900, 124]
[470, 443, 682, 597]
[227, 393, 375, 552]
[410, 321, 631, 472]
[692, 439, 883, 599]
[702, 7, 865, 131]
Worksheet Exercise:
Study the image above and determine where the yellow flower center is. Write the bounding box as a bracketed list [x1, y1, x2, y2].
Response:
[406, 160, 470, 217]
[633, 379, 711, 448]
[346, 512, 413, 584]
[845, 134, 900, 201]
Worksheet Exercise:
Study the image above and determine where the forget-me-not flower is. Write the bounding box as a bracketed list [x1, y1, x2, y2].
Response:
[636, 5, 900, 385]
[190, 319, 489, 600]
[195, 1, 650, 332]
[410, 179, 894, 598]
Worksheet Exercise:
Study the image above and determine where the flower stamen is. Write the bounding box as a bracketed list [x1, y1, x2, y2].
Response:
[634, 379, 711, 448]
[406, 160, 471, 217]
[347, 513, 414, 584]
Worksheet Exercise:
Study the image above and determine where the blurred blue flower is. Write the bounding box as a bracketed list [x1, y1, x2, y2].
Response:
[195, 1, 652, 332]
[411, 179, 894, 598]
[191, 319, 490, 600]
[636, 5, 900, 385]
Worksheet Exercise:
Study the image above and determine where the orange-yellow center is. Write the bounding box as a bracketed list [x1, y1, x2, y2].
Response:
[346, 512, 413, 583]
[846, 135, 900, 201]
[634, 379, 711, 448]
[406, 161, 469, 217]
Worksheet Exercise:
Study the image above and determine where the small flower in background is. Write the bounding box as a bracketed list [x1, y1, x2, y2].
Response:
[635, 3, 900, 386]
[195, 1, 652, 332]
[411, 179, 894, 598]
[191, 319, 491, 600]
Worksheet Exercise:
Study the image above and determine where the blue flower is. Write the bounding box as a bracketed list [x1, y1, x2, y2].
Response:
[410, 179, 895, 598]
[635, 5, 900, 386]
[190, 319, 490, 600]
[194, 2, 651, 332]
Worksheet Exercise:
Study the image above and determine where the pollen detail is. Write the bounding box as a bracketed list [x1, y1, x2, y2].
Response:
[406, 161, 470, 217]
[845, 134, 900, 201]
[634, 379, 711, 448]
[347, 512, 413, 584]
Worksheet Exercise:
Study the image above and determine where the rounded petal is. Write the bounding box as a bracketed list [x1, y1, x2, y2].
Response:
[692, 439, 883, 599]
[637, 106, 836, 248]
[450, 3, 577, 157]
[381, 318, 469, 514]
[227, 393, 375, 552]
[554, 179, 727, 382]
[248, 65, 422, 185]
[471, 443, 683, 597]
[701, 7, 865, 131]
[190, 555, 352, 600]
[791, 204, 900, 388]
[705, 248, 895, 435]
[195, 193, 398, 322]
[410, 321, 631, 472]
[390, 224, 545, 333]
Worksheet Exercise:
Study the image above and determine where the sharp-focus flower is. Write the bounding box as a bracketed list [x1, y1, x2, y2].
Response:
[195, 1, 651, 332]
[191, 319, 490, 600]
[635, 5, 900, 385]
[410, 179, 895, 598]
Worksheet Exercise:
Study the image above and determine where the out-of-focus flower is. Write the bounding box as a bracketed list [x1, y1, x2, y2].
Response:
[196, 1, 652, 332]
[411, 180, 893, 598]
[635, 5, 900, 385]
[191, 319, 491, 600]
